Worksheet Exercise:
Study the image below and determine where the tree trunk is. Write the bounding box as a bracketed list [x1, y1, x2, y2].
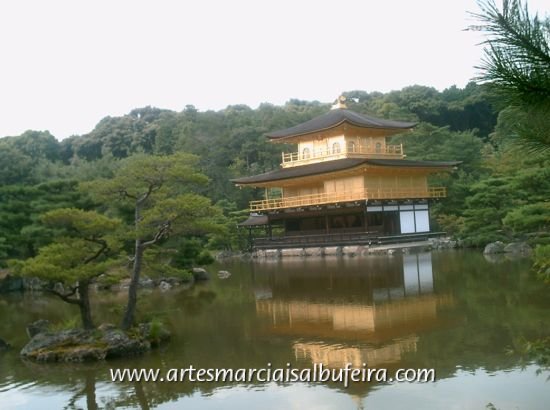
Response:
[78, 280, 95, 330]
[121, 241, 143, 330]
[122, 200, 144, 330]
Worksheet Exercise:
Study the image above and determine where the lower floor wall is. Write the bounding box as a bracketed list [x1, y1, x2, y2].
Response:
[268, 201, 431, 237]
[367, 203, 430, 234]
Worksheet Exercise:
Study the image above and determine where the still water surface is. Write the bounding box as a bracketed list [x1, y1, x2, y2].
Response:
[0, 250, 549, 409]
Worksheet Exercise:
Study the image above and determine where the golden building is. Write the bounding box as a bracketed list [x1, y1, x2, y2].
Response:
[233, 97, 459, 246]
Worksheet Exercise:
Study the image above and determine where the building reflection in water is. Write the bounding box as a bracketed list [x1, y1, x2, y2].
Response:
[254, 252, 453, 369]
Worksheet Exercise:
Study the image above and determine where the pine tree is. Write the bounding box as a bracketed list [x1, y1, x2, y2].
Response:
[471, 0, 550, 153]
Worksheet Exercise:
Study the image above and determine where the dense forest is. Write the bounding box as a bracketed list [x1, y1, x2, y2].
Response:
[1, 80, 548, 269]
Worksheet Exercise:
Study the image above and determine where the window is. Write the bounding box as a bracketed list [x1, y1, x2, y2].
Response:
[347, 141, 356, 153]
[332, 142, 341, 154]
[375, 142, 382, 153]
[302, 147, 310, 159]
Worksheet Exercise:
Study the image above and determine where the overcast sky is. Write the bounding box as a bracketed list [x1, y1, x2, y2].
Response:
[0, 0, 547, 139]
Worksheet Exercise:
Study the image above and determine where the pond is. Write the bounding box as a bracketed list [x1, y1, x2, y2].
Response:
[0, 250, 549, 409]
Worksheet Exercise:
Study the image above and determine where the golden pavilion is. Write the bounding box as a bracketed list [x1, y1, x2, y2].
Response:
[232, 97, 459, 247]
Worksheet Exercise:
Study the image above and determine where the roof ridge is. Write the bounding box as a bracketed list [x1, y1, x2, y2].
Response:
[266, 108, 416, 140]
[232, 158, 460, 185]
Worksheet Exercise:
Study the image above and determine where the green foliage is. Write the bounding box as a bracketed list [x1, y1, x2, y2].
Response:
[0, 181, 94, 262]
[82, 152, 207, 201]
[472, 0, 550, 108]
[207, 199, 251, 251]
[0, 238, 8, 266]
[502, 203, 550, 234]
[512, 336, 550, 372]
[81, 152, 224, 328]
[49, 316, 80, 332]
[11, 208, 123, 329]
[459, 177, 513, 246]
[390, 122, 486, 174]
[22, 180, 95, 256]
[472, 0, 550, 153]
[14, 209, 122, 284]
[172, 238, 214, 268]
[82, 153, 222, 242]
[457, 164, 550, 246]
[195, 250, 215, 266]
[148, 318, 165, 343]
[345, 83, 497, 139]
[0, 141, 34, 185]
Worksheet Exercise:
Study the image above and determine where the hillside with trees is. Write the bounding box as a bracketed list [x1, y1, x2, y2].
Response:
[1, 79, 548, 268]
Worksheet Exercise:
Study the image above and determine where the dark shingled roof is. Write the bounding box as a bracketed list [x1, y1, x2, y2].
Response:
[232, 158, 461, 185]
[238, 214, 269, 227]
[266, 109, 416, 140]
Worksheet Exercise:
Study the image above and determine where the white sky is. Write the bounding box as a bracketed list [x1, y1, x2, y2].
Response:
[0, 0, 547, 139]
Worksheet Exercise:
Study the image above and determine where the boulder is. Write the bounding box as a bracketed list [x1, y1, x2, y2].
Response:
[139, 276, 155, 288]
[102, 328, 150, 358]
[192, 268, 210, 281]
[20, 329, 106, 362]
[0, 338, 10, 350]
[483, 241, 506, 254]
[23, 277, 47, 291]
[503, 242, 532, 255]
[53, 282, 65, 295]
[20, 323, 162, 362]
[429, 237, 458, 250]
[111, 278, 131, 292]
[159, 281, 172, 291]
[217, 270, 231, 279]
[26, 319, 51, 339]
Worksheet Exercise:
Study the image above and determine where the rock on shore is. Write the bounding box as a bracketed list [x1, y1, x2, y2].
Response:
[484, 241, 532, 255]
[503, 242, 532, 255]
[483, 241, 506, 254]
[192, 268, 210, 281]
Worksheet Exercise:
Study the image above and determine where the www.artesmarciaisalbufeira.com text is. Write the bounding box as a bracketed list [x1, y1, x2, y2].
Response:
[110, 363, 436, 388]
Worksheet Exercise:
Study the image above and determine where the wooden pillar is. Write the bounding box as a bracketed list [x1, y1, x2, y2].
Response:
[364, 202, 369, 233]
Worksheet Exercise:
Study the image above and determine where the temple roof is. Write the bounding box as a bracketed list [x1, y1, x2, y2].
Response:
[232, 158, 461, 185]
[266, 109, 416, 140]
[238, 214, 269, 227]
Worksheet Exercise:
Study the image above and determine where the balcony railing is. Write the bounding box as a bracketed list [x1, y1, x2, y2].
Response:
[281, 144, 403, 167]
[249, 187, 446, 211]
